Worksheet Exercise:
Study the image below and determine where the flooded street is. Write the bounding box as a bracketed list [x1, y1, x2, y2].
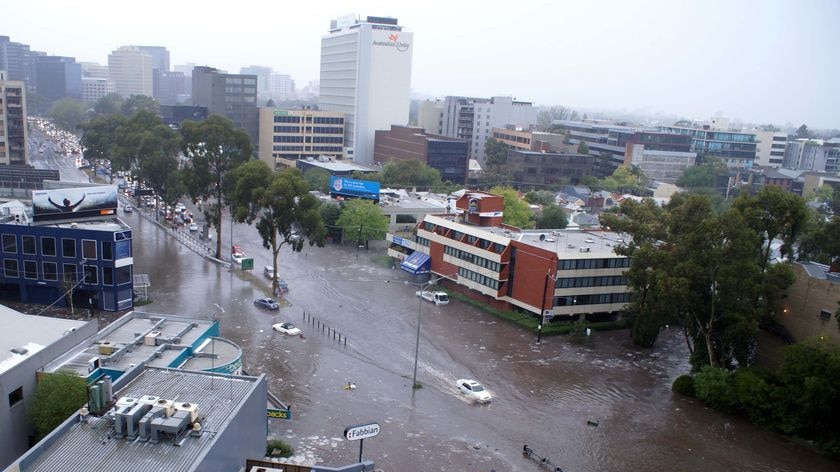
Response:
[120, 209, 837, 472]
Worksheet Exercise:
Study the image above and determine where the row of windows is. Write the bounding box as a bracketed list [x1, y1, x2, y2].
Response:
[424, 223, 506, 253]
[555, 275, 628, 288]
[313, 146, 342, 152]
[2, 259, 131, 285]
[1, 235, 129, 260]
[313, 127, 343, 134]
[274, 115, 301, 123]
[557, 257, 630, 271]
[225, 78, 256, 86]
[313, 136, 343, 144]
[416, 236, 430, 247]
[274, 136, 304, 143]
[458, 267, 500, 290]
[274, 126, 301, 133]
[444, 246, 502, 272]
[554, 292, 630, 306]
[314, 117, 344, 124]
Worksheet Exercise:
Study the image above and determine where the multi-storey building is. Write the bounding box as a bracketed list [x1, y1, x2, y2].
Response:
[825, 139, 840, 174]
[258, 107, 344, 169]
[240, 65, 272, 101]
[34, 56, 81, 101]
[192, 66, 258, 146]
[620, 132, 696, 184]
[135, 46, 169, 73]
[80, 61, 109, 79]
[0, 71, 27, 165]
[386, 191, 630, 319]
[80, 77, 116, 104]
[319, 15, 413, 164]
[441, 96, 537, 164]
[269, 73, 295, 99]
[750, 129, 788, 167]
[507, 149, 595, 188]
[374, 125, 469, 183]
[417, 99, 444, 135]
[784, 139, 834, 172]
[659, 125, 757, 169]
[108, 46, 153, 98]
[0, 187, 134, 312]
[0, 36, 33, 85]
[156, 70, 188, 104]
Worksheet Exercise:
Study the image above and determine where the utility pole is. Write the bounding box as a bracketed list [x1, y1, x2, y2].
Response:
[537, 271, 551, 343]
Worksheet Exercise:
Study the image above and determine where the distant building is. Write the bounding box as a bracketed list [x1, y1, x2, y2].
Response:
[268, 73, 295, 99]
[784, 139, 831, 172]
[417, 99, 444, 135]
[658, 125, 757, 169]
[0, 36, 33, 85]
[240, 65, 272, 101]
[624, 146, 696, 184]
[0, 304, 98, 470]
[191, 66, 258, 147]
[108, 46, 153, 98]
[507, 149, 595, 189]
[295, 158, 377, 177]
[34, 56, 81, 101]
[780, 262, 840, 345]
[374, 125, 469, 183]
[441, 96, 537, 164]
[80, 77, 116, 104]
[157, 71, 189, 105]
[258, 107, 345, 170]
[80, 61, 109, 79]
[135, 46, 169, 73]
[750, 129, 788, 168]
[0, 70, 28, 165]
[319, 15, 414, 164]
[160, 105, 208, 128]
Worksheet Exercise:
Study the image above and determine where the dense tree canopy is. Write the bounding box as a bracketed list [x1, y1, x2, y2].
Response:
[536, 204, 568, 229]
[303, 168, 331, 193]
[121, 95, 160, 117]
[48, 98, 87, 132]
[181, 115, 253, 258]
[27, 371, 87, 440]
[524, 190, 555, 206]
[601, 165, 647, 195]
[230, 161, 324, 291]
[91, 93, 124, 118]
[381, 160, 443, 189]
[489, 185, 534, 229]
[577, 140, 589, 154]
[676, 160, 727, 189]
[484, 138, 508, 168]
[335, 199, 389, 244]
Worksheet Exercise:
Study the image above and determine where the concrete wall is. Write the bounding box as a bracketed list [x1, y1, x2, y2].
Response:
[779, 263, 840, 344]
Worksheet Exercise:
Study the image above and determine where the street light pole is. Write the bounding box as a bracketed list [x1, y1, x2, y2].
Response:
[410, 273, 449, 389]
[537, 271, 553, 344]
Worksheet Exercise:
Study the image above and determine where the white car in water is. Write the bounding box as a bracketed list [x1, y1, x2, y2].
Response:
[456, 379, 492, 403]
[272, 322, 301, 336]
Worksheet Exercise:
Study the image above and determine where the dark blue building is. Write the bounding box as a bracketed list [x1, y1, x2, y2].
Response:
[374, 125, 469, 183]
[34, 56, 82, 102]
[0, 198, 133, 312]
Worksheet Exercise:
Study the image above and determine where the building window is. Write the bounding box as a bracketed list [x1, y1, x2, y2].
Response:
[41, 237, 56, 256]
[116, 266, 132, 285]
[103, 267, 114, 286]
[101, 241, 113, 261]
[115, 240, 130, 259]
[8, 386, 23, 407]
[2, 234, 17, 253]
[84, 265, 98, 285]
[22, 235, 36, 255]
[62, 263, 77, 284]
[42, 262, 58, 281]
[62, 238, 76, 258]
[4, 259, 19, 278]
[82, 239, 97, 260]
[23, 260, 37, 279]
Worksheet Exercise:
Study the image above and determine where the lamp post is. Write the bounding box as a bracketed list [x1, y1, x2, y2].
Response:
[537, 271, 551, 344]
[409, 273, 450, 389]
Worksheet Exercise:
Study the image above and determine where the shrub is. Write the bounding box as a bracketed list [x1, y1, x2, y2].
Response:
[266, 438, 294, 457]
[672, 375, 695, 396]
[27, 370, 88, 440]
[694, 366, 737, 412]
[731, 368, 774, 427]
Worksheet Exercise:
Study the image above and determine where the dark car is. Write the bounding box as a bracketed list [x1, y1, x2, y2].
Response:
[254, 298, 280, 310]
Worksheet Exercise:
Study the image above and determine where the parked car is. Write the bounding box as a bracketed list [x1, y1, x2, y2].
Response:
[254, 298, 280, 310]
[272, 322, 301, 335]
[456, 379, 492, 403]
[122, 205, 133, 214]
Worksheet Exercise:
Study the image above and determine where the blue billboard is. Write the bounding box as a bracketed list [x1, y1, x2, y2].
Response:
[330, 176, 380, 201]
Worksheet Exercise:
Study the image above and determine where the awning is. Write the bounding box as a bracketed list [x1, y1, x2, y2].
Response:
[400, 251, 431, 275]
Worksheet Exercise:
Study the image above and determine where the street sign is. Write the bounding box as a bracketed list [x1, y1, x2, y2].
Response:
[344, 422, 380, 441]
[267, 408, 292, 419]
[241, 258, 254, 270]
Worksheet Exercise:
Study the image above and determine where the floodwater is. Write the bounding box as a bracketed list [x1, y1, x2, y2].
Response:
[119, 207, 837, 472]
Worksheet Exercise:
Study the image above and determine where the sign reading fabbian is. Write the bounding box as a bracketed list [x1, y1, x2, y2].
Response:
[344, 422, 380, 441]
[32, 186, 119, 222]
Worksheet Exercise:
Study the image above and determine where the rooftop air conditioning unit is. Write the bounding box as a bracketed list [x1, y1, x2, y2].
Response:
[116, 397, 137, 409]
[154, 399, 176, 417]
[137, 395, 160, 406]
[174, 402, 199, 423]
[98, 340, 115, 355]
[579, 247, 591, 253]
[144, 331, 161, 346]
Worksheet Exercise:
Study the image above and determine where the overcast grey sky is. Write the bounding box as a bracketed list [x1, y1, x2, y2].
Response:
[5, 0, 839, 128]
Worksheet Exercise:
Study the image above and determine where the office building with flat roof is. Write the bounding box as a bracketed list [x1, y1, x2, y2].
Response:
[0, 70, 27, 165]
[0, 36, 33, 85]
[258, 107, 345, 169]
[507, 149, 596, 189]
[659, 125, 757, 169]
[442, 96, 537, 164]
[108, 46, 153, 98]
[34, 56, 82, 102]
[192, 66, 258, 147]
[81, 77, 116, 104]
[374, 125, 469, 183]
[0, 304, 98, 470]
[319, 15, 413, 164]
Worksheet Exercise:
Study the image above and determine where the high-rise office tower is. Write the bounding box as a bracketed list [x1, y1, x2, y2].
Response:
[0, 70, 28, 165]
[319, 15, 413, 164]
[108, 46, 153, 98]
[192, 66, 258, 147]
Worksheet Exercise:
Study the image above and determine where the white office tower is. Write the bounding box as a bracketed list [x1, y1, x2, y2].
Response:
[319, 15, 413, 164]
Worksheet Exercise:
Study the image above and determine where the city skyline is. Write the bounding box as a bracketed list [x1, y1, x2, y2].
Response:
[4, 0, 839, 129]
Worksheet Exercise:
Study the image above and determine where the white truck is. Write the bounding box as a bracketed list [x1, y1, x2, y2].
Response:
[416, 290, 449, 306]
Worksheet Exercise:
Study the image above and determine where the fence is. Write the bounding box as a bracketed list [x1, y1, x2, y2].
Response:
[302, 311, 347, 347]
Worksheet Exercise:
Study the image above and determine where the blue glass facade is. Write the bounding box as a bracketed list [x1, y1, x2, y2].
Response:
[0, 221, 133, 311]
[427, 139, 468, 184]
[659, 126, 757, 167]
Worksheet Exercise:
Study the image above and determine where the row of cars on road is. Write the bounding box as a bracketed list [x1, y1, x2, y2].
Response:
[29, 117, 84, 157]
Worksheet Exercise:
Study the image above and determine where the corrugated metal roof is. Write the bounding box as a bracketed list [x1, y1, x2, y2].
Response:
[23, 368, 260, 472]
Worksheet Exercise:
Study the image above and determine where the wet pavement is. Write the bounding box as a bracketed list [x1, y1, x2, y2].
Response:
[28, 151, 839, 471]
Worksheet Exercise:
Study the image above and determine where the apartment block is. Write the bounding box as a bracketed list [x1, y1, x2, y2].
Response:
[0, 70, 27, 165]
[442, 96, 537, 164]
[192, 66, 258, 146]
